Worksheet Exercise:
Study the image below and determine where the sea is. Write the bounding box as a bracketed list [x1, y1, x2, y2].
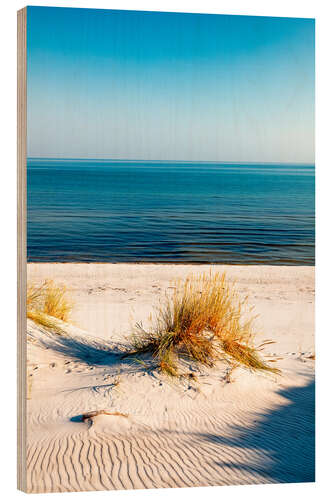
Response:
[27, 159, 315, 265]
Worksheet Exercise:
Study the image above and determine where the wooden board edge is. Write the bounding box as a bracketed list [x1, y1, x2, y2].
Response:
[17, 6, 27, 493]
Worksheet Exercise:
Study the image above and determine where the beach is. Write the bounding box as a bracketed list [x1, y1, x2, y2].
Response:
[26, 263, 315, 493]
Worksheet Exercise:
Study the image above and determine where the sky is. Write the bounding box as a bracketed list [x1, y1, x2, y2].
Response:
[27, 7, 315, 163]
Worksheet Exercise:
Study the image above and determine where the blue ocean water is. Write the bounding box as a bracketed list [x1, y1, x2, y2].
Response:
[27, 159, 315, 264]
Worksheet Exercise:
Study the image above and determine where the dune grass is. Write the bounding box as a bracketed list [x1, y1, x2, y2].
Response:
[27, 280, 73, 333]
[128, 271, 280, 377]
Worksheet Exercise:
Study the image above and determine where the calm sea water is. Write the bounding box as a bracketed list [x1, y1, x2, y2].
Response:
[27, 159, 315, 265]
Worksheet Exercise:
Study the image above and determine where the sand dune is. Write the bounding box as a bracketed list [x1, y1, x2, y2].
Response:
[26, 264, 315, 493]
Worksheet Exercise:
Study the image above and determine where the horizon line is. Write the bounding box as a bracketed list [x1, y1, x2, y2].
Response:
[27, 157, 315, 166]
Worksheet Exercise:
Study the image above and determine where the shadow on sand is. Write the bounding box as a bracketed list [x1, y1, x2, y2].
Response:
[30, 323, 315, 484]
[30, 325, 151, 374]
[197, 378, 315, 484]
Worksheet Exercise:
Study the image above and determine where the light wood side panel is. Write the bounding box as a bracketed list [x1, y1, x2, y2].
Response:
[17, 6, 27, 493]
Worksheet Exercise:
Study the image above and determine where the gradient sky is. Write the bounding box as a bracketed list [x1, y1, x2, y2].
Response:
[27, 7, 315, 163]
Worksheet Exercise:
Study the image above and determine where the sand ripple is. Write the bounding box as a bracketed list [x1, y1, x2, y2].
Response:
[26, 370, 314, 493]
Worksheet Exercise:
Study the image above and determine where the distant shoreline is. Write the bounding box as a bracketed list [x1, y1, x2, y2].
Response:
[27, 157, 316, 167]
[27, 261, 315, 266]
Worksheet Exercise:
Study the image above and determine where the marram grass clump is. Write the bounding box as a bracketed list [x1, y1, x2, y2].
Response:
[27, 280, 73, 334]
[128, 271, 280, 377]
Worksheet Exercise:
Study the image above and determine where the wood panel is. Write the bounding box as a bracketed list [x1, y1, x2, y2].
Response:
[17, 6, 27, 492]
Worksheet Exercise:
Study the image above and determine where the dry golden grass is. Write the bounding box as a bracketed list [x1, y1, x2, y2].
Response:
[27, 280, 73, 321]
[27, 309, 67, 335]
[27, 280, 73, 332]
[128, 271, 280, 377]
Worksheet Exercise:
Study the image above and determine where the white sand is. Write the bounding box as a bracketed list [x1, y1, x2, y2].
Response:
[26, 264, 315, 493]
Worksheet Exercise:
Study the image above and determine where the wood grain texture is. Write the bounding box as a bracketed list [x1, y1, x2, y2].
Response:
[17, 6, 27, 492]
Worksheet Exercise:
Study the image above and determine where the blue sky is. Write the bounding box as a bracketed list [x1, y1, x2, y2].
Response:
[27, 7, 315, 163]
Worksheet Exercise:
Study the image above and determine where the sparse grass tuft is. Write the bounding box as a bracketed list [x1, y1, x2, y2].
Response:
[27, 280, 73, 332]
[27, 309, 67, 335]
[127, 271, 280, 378]
[27, 280, 73, 321]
